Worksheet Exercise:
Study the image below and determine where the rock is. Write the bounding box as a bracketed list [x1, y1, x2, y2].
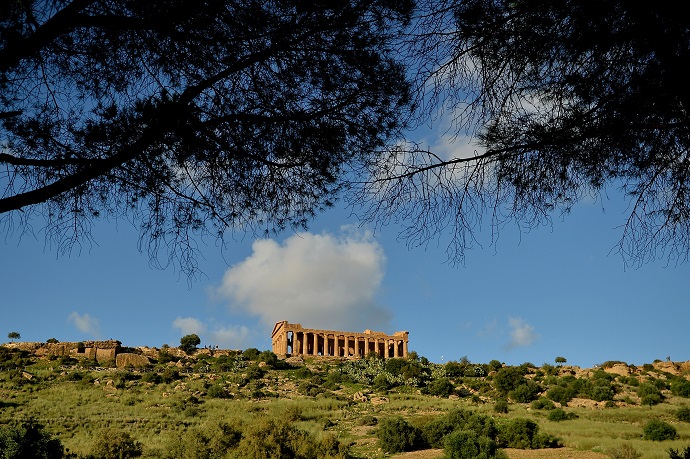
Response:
[115, 353, 150, 368]
[22, 371, 33, 380]
[353, 391, 368, 402]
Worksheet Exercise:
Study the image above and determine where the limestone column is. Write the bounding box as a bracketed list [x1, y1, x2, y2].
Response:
[394, 339, 399, 358]
[403, 339, 408, 358]
[313, 333, 318, 356]
[282, 331, 288, 355]
[354, 335, 360, 357]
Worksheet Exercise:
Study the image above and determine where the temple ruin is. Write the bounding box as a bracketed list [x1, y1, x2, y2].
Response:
[271, 321, 409, 359]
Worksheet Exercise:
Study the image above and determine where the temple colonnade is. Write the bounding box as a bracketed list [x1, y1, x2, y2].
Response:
[271, 321, 409, 359]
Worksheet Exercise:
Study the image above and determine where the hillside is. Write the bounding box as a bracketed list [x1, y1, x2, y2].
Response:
[1, 342, 690, 459]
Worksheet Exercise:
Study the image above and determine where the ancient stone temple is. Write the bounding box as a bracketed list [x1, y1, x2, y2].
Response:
[271, 321, 409, 359]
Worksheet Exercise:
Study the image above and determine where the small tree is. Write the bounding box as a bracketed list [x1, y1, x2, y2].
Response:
[7, 332, 20, 342]
[555, 356, 567, 366]
[179, 334, 201, 354]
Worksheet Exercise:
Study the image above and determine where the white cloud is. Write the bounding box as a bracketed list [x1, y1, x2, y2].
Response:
[172, 317, 252, 350]
[207, 324, 251, 350]
[68, 312, 101, 338]
[172, 317, 206, 335]
[505, 317, 538, 350]
[214, 227, 392, 332]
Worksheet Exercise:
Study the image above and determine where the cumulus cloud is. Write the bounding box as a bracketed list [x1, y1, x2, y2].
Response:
[68, 312, 100, 338]
[172, 317, 252, 349]
[505, 317, 538, 350]
[172, 316, 205, 335]
[214, 228, 392, 332]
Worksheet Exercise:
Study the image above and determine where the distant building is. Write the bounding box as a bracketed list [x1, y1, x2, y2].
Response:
[271, 321, 409, 359]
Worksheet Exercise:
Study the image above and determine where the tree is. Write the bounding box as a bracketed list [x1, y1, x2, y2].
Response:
[0, 0, 413, 276]
[7, 332, 20, 342]
[357, 0, 690, 266]
[555, 356, 567, 366]
[0, 421, 63, 459]
[179, 333, 201, 354]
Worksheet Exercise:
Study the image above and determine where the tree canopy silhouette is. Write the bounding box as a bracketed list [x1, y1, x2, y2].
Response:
[0, 0, 412, 274]
[357, 0, 690, 266]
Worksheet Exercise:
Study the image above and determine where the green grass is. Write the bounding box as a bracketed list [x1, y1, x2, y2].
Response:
[2, 355, 690, 458]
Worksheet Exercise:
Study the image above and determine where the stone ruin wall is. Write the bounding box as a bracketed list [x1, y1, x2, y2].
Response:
[3, 340, 149, 368]
[272, 321, 409, 359]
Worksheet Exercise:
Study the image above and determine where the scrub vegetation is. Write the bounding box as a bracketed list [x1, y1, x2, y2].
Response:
[1, 345, 690, 458]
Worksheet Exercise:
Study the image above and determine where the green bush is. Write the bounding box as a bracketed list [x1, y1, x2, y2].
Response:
[0, 421, 63, 459]
[510, 380, 540, 403]
[643, 420, 677, 441]
[377, 417, 422, 453]
[497, 418, 559, 449]
[638, 382, 663, 406]
[530, 397, 555, 410]
[242, 348, 261, 361]
[547, 408, 577, 421]
[91, 429, 143, 459]
[424, 378, 455, 397]
[677, 406, 690, 423]
[671, 380, 690, 398]
[546, 384, 576, 405]
[443, 430, 505, 459]
[492, 366, 527, 395]
[357, 415, 378, 426]
[494, 400, 509, 414]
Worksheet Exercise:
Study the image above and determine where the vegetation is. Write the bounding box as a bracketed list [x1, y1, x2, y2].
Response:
[7, 332, 21, 342]
[1, 344, 690, 458]
[179, 334, 201, 355]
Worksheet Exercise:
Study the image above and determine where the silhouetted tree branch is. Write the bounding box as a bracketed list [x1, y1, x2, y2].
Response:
[354, 0, 690, 266]
[0, 0, 413, 276]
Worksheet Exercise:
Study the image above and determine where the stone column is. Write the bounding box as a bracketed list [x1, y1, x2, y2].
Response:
[313, 333, 318, 356]
[354, 335, 359, 357]
[403, 339, 408, 358]
[394, 339, 399, 358]
[282, 331, 288, 355]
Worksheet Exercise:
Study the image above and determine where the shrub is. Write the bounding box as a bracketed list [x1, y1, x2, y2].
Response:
[208, 384, 231, 399]
[357, 415, 378, 426]
[643, 420, 677, 441]
[638, 382, 663, 406]
[530, 397, 555, 410]
[606, 443, 641, 459]
[677, 406, 690, 423]
[443, 430, 505, 459]
[671, 380, 690, 398]
[493, 366, 527, 395]
[547, 408, 577, 421]
[547, 385, 575, 405]
[246, 364, 265, 380]
[590, 384, 615, 402]
[242, 348, 261, 361]
[498, 418, 559, 449]
[0, 421, 63, 459]
[259, 350, 279, 367]
[91, 429, 143, 459]
[510, 380, 540, 403]
[377, 417, 422, 453]
[424, 378, 455, 397]
[494, 400, 509, 414]
[669, 447, 690, 459]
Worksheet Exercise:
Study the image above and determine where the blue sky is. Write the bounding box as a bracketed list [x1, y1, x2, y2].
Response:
[3, 166, 689, 369]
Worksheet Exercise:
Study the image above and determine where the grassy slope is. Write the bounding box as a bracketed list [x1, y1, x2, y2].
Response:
[1, 355, 689, 458]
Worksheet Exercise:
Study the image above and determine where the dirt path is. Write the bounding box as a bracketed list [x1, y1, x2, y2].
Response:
[391, 447, 609, 459]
